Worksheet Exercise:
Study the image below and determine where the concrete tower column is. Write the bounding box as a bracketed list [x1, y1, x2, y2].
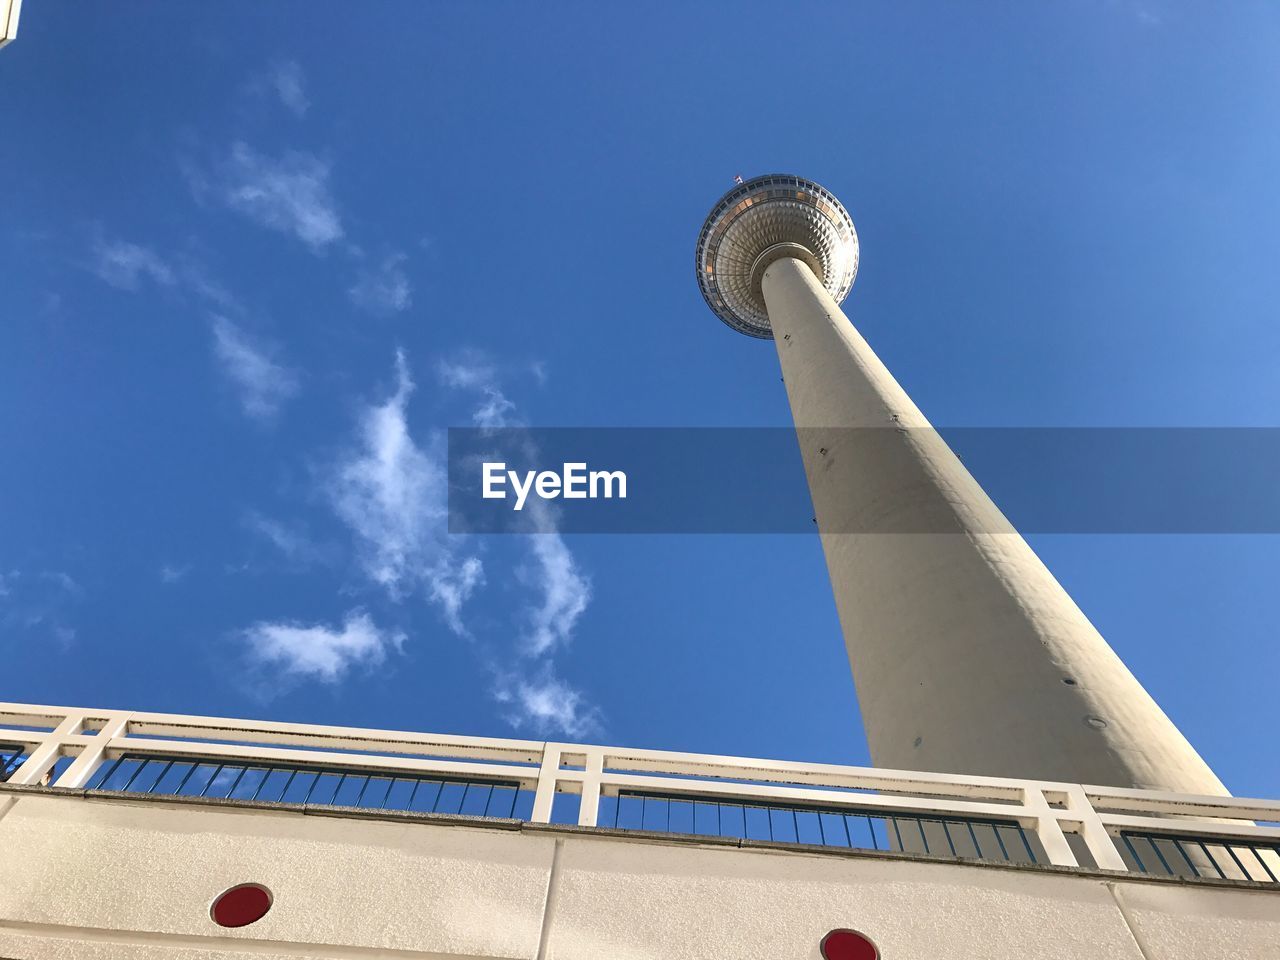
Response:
[697, 175, 1226, 794]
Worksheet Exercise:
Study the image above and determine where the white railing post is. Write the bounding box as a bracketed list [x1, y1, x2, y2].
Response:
[577, 750, 604, 827]
[1063, 784, 1128, 871]
[6, 713, 82, 786]
[53, 712, 132, 789]
[1024, 786, 1079, 867]
[531, 744, 560, 823]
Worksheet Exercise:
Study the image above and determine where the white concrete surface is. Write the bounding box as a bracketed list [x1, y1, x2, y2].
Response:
[0, 793, 554, 958]
[0, 790, 1275, 960]
[762, 255, 1226, 795]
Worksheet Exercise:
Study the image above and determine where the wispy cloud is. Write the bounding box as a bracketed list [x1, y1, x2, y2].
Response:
[495, 665, 600, 738]
[521, 515, 591, 657]
[327, 351, 483, 631]
[212, 142, 343, 251]
[438, 356, 517, 428]
[242, 610, 402, 683]
[159, 563, 191, 584]
[271, 61, 309, 117]
[348, 253, 413, 316]
[0, 569, 82, 647]
[90, 237, 176, 290]
[438, 353, 597, 735]
[243, 511, 330, 568]
[211, 316, 300, 422]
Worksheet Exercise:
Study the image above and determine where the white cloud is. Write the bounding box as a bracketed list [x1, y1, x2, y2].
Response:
[211, 317, 300, 422]
[428, 555, 484, 635]
[522, 515, 591, 657]
[242, 610, 401, 682]
[348, 253, 413, 316]
[159, 563, 191, 584]
[437, 357, 517, 428]
[244, 511, 329, 568]
[496, 667, 599, 738]
[0, 569, 82, 648]
[90, 238, 175, 290]
[271, 61, 309, 117]
[327, 351, 483, 632]
[217, 142, 343, 250]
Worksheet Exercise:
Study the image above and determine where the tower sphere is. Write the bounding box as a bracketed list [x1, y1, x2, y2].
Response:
[695, 174, 859, 338]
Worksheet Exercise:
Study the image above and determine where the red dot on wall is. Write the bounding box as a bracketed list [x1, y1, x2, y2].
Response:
[210, 883, 273, 928]
[820, 928, 880, 960]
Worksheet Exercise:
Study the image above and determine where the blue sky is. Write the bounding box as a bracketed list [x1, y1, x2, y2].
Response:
[2, 3, 1278, 798]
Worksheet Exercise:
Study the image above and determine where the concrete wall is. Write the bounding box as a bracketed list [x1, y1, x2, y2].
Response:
[0, 790, 1274, 959]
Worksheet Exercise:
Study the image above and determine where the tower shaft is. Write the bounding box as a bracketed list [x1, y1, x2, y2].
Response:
[762, 255, 1225, 793]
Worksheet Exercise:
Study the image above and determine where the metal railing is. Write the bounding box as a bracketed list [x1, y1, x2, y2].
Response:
[1119, 830, 1279, 883]
[604, 790, 1044, 864]
[86, 753, 528, 819]
[2, 701, 1277, 885]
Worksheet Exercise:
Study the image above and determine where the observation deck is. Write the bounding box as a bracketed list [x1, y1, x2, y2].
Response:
[696, 173, 859, 338]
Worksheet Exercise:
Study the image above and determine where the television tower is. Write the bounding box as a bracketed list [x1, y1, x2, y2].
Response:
[696, 174, 1226, 794]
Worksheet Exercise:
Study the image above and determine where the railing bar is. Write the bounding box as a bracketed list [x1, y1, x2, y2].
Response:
[430, 780, 448, 813]
[966, 819, 983, 859]
[1169, 838, 1200, 877]
[249, 765, 274, 802]
[614, 794, 622, 828]
[507, 785, 519, 819]
[891, 816, 905, 852]
[173, 761, 199, 795]
[1249, 845, 1278, 883]
[917, 817, 930, 854]
[817, 811, 828, 846]
[277, 767, 299, 802]
[942, 820, 958, 857]
[145, 760, 176, 795]
[354, 774, 373, 807]
[379, 777, 399, 810]
[864, 815, 876, 851]
[1223, 842, 1250, 880]
[92, 757, 124, 788]
[224, 765, 250, 799]
[302, 772, 322, 805]
[1121, 833, 1147, 873]
[199, 765, 225, 798]
[792, 807, 800, 843]
[120, 759, 150, 793]
[993, 823, 1010, 861]
[407, 778, 421, 811]
[482, 784, 495, 817]
[1196, 841, 1225, 880]
[666, 797, 671, 833]
[1016, 824, 1037, 864]
[1147, 836, 1174, 875]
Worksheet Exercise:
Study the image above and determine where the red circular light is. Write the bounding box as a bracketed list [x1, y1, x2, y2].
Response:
[210, 883, 272, 928]
[820, 928, 879, 960]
